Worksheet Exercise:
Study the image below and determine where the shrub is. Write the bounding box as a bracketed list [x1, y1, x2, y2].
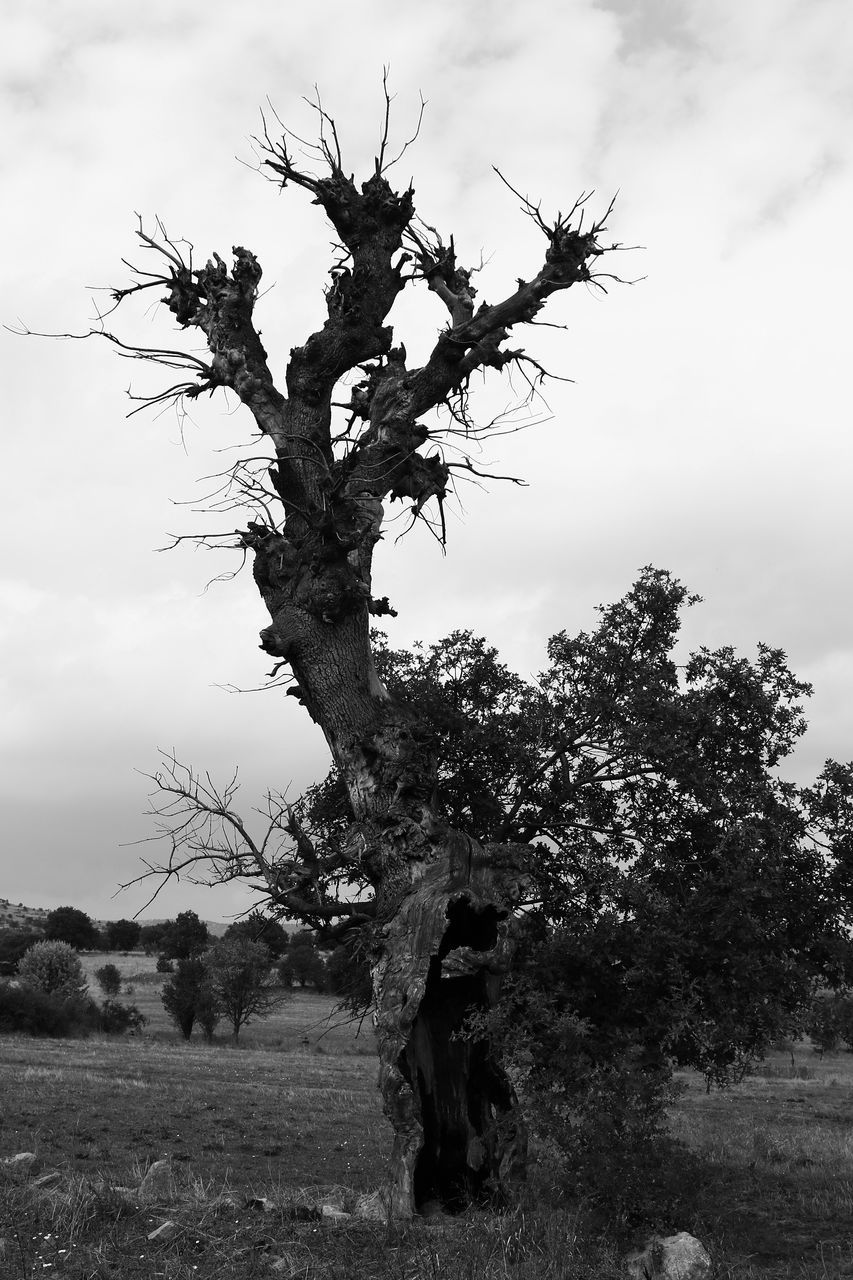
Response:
[161, 958, 208, 1040]
[94, 963, 122, 996]
[156, 954, 174, 974]
[99, 999, 147, 1034]
[0, 981, 100, 1037]
[17, 940, 87, 998]
[0, 929, 45, 976]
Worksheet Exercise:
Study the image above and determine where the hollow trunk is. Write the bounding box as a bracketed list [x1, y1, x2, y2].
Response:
[281, 606, 528, 1216]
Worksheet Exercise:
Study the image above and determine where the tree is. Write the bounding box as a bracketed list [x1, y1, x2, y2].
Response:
[0, 929, 45, 976]
[159, 911, 209, 960]
[17, 940, 88, 999]
[223, 911, 289, 959]
[98, 90, 619, 1214]
[80, 90, 851, 1214]
[161, 957, 208, 1040]
[139, 922, 168, 954]
[104, 919, 141, 952]
[203, 937, 284, 1042]
[287, 931, 326, 989]
[94, 963, 122, 996]
[45, 907, 99, 951]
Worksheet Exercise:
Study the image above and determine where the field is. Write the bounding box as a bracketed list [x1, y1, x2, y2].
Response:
[1, 953, 852, 1278]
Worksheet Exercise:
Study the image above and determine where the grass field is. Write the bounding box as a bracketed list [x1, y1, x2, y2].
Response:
[1, 954, 852, 1277]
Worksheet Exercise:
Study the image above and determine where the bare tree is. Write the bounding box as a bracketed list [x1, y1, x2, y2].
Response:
[76, 87, 624, 1215]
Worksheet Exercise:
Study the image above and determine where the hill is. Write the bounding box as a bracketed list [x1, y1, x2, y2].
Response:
[0, 899, 227, 937]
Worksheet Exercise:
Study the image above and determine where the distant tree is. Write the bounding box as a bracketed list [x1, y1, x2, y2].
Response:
[160, 911, 209, 960]
[203, 937, 284, 1042]
[105, 919, 141, 952]
[0, 929, 45, 976]
[99, 999, 147, 1034]
[223, 911, 289, 959]
[161, 957, 208, 1040]
[45, 907, 99, 951]
[17, 940, 87, 999]
[196, 983, 221, 1043]
[287, 932, 326, 990]
[139, 922, 168, 954]
[94, 963, 122, 996]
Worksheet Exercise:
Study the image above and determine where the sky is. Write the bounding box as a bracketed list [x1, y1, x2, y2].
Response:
[1, 0, 851, 924]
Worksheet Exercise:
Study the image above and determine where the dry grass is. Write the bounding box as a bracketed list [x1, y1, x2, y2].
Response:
[1, 999, 852, 1278]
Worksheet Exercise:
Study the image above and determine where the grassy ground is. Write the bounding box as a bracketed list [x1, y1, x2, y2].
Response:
[1, 960, 851, 1277]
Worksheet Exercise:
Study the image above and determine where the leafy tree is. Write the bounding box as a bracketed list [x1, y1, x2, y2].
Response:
[161, 957, 208, 1040]
[104, 919, 141, 952]
[45, 907, 99, 951]
[287, 932, 326, 989]
[139, 922, 168, 954]
[99, 999, 147, 1034]
[85, 89, 853, 1214]
[223, 911, 289, 959]
[159, 911, 209, 960]
[0, 929, 45, 976]
[17, 940, 88, 999]
[94, 963, 122, 996]
[203, 937, 284, 1042]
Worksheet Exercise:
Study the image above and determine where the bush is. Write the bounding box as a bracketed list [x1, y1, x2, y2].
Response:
[0, 981, 100, 1037]
[17, 940, 87, 999]
[0, 929, 45, 976]
[94, 963, 122, 996]
[325, 937, 373, 1011]
[156, 954, 174, 974]
[807, 990, 853, 1054]
[161, 958, 209, 1040]
[99, 999, 147, 1034]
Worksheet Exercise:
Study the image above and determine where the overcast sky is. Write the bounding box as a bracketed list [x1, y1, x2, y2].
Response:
[1, 0, 851, 924]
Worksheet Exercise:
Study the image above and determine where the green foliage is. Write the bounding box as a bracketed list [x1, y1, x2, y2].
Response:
[223, 911, 289, 958]
[94, 963, 122, 996]
[285, 932, 326, 990]
[161, 957, 210, 1040]
[156, 954, 174, 973]
[204, 937, 285, 1040]
[806, 990, 853, 1054]
[0, 980, 99, 1036]
[139, 922, 168, 953]
[99, 999, 147, 1034]
[325, 934, 374, 1012]
[159, 910, 209, 960]
[44, 906, 99, 950]
[0, 928, 45, 976]
[17, 940, 88, 999]
[104, 918, 142, 951]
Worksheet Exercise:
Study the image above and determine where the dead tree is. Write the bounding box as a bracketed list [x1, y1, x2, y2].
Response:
[84, 91, 622, 1215]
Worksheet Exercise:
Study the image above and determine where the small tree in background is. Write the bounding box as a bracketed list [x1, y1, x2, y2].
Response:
[105, 919, 142, 952]
[287, 932, 326, 990]
[0, 929, 45, 976]
[224, 911, 289, 959]
[18, 940, 88, 998]
[204, 937, 284, 1042]
[160, 911, 209, 960]
[196, 981, 221, 1043]
[139, 922, 168, 954]
[161, 958, 208, 1040]
[45, 907, 99, 951]
[94, 963, 122, 996]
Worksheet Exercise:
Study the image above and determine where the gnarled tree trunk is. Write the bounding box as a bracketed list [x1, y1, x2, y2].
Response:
[107, 97, 613, 1217]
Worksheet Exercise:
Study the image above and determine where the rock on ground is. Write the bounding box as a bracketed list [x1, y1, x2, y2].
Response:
[137, 1158, 173, 1202]
[625, 1232, 712, 1280]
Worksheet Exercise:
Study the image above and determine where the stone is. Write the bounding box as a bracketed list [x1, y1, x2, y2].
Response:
[321, 1204, 352, 1222]
[625, 1232, 711, 1280]
[32, 1171, 62, 1189]
[1, 1152, 38, 1180]
[147, 1220, 177, 1242]
[246, 1194, 277, 1213]
[138, 1158, 173, 1202]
